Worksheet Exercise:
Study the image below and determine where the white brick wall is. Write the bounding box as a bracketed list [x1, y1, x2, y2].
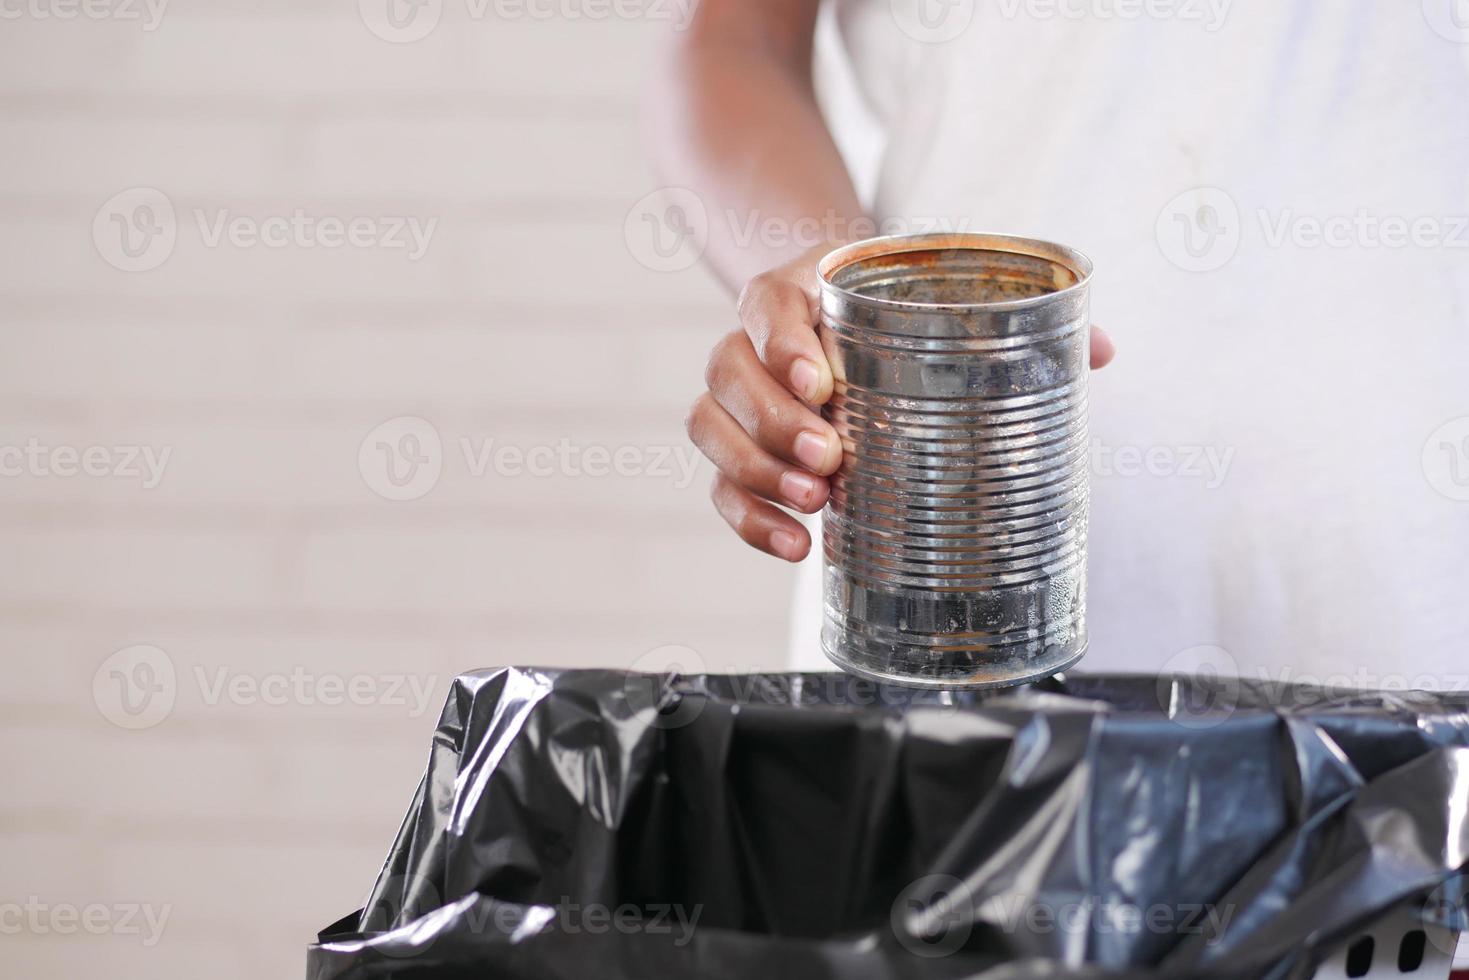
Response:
[0, 8, 795, 976]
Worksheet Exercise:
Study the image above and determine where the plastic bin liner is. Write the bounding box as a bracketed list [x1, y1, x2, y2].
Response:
[308, 668, 1469, 979]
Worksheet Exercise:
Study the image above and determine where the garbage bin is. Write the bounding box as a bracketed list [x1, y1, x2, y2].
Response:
[308, 669, 1469, 980]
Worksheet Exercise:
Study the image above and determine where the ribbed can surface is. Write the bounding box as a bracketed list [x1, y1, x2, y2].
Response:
[817, 233, 1094, 689]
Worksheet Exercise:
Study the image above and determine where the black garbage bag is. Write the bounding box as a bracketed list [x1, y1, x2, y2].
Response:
[307, 668, 1469, 980]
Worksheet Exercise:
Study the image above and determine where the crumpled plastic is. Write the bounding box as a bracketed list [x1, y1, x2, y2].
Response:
[308, 668, 1469, 979]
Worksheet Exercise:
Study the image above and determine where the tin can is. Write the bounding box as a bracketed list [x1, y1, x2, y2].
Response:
[817, 232, 1094, 689]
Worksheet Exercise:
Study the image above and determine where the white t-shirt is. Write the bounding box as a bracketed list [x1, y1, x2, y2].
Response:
[791, 2, 1469, 692]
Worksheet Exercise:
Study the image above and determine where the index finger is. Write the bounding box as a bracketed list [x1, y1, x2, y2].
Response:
[737, 268, 834, 406]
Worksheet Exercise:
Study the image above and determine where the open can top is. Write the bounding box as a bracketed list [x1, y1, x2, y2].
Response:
[818, 231, 1094, 314]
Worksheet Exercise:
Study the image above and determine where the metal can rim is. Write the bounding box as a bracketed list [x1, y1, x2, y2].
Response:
[818, 231, 1095, 316]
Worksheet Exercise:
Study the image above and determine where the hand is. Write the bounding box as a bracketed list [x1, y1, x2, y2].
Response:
[686, 247, 1117, 563]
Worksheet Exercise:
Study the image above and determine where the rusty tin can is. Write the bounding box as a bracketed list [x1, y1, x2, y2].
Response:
[817, 232, 1094, 689]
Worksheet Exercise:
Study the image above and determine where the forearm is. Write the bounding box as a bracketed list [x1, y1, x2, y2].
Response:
[648, 3, 865, 291]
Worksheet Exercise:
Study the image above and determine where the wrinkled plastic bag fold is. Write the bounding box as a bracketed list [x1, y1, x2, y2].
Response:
[308, 669, 1469, 979]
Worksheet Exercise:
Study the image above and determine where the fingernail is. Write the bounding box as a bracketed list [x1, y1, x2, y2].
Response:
[790, 358, 821, 401]
[771, 529, 803, 561]
[794, 431, 831, 471]
[779, 470, 820, 508]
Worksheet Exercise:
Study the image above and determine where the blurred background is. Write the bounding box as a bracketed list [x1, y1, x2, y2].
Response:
[0, 4, 797, 976]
